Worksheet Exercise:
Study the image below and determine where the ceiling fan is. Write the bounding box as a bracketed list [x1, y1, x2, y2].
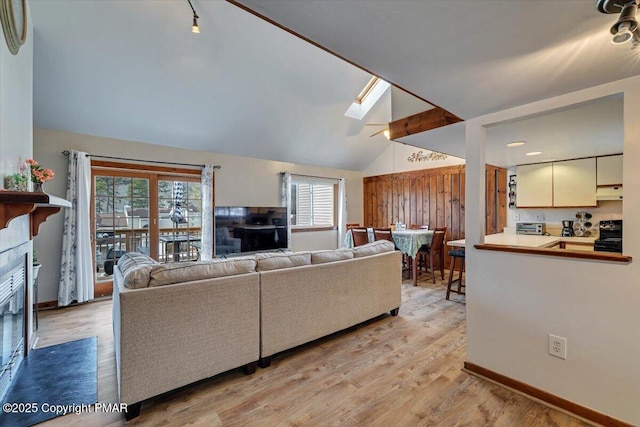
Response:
[365, 123, 390, 138]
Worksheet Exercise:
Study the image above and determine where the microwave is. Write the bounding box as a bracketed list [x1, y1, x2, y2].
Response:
[516, 222, 546, 235]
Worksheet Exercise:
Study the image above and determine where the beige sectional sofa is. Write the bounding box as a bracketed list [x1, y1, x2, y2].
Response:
[112, 240, 401, 420]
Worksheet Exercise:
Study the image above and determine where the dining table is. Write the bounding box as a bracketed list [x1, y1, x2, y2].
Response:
[345, 228, 434, 286]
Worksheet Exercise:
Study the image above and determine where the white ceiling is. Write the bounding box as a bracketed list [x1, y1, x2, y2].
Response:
[30, 1, 639, 171]
[238, 0, 639, 119]
[30, 0, 403, 171]
[236, 0, 637, 166]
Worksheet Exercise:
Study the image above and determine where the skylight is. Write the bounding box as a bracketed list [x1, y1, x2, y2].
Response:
[344, 76, 391, 120]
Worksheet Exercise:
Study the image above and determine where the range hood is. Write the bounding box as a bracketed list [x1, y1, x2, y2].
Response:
[596, 186, 623, 201]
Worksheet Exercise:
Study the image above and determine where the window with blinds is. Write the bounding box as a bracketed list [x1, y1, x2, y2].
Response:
[291, 181, 335, 227]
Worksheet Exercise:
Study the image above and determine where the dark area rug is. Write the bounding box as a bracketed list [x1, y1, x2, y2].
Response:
[0, 337, 97, 426]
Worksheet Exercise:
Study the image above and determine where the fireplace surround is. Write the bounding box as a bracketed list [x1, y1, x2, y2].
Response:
[0, 252, 26, 400]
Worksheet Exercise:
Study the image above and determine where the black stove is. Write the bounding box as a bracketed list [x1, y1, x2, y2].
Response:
[594, 220, 622, 253]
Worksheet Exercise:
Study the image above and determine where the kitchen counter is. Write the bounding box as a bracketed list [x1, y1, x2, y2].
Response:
[447, 234, 597, 248]
[448, 233, 630, 263]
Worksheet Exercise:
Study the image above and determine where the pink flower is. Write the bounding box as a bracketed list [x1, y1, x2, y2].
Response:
[29, 159, 55, 183]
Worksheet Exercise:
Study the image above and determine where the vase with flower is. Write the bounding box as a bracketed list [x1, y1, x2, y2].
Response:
[26, 158, 55, 192]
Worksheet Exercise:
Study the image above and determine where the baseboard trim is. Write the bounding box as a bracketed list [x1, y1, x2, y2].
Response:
[463, 362, 633, 427]
[37, 301, 58, 310]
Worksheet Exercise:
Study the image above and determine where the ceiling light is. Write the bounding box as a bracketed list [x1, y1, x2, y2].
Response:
[612, 22, 633, 44]
[188, 0, 200, 34]
[506, 141, 526, 147]
[383, 129, 390, 140]
[598, 1, 639, 46]
[525, 151, 542, 156]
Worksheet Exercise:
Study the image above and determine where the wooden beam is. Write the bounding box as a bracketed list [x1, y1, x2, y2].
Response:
[388, 108, 463, 140]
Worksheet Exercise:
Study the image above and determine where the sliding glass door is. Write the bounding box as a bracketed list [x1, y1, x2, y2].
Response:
[91, 164, 204, 296]
[93, 171, 155, 296]
[157, 177, 202, 263]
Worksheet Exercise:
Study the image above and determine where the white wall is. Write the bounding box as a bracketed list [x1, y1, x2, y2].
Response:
[363, 141, 465, 177]
[0, 2, 35, 342]
[33, 128, 364, 304]
[390, 86, 432, 120]
[508, 201, 622, 233]
[0, 0, 34, 219]
[465, 76, 640, 425]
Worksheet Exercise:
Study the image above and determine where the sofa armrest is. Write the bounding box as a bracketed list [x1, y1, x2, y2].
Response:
[113, 272, 260, 405]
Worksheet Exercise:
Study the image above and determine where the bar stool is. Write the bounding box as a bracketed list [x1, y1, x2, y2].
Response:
[446, 249, 465, 300]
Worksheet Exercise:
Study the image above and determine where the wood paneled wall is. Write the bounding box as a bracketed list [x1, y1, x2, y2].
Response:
[363, 165, 507, 264]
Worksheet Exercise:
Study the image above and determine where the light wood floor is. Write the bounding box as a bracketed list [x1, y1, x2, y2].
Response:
[35, 272, 590, 427]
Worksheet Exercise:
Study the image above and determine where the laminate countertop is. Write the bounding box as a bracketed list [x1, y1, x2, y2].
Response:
[447, 233, 597, 248]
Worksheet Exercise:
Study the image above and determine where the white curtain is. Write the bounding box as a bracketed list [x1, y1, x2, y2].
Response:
[58, 150, 93, 306]
[281, 172, 292, 251]
[337, 178, 347, 248]
[201, 164, 214, 260]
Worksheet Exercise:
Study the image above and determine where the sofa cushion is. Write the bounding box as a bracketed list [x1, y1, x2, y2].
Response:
[311, 248, 354, 265]
[352, 240, 395, 258]
[148, 258, 257, 287]
[255, 252, 311, 271]
[118, 252, 158, 289]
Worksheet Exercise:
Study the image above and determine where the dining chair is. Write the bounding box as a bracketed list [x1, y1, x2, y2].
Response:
[418, 227, 447, 284]
[373, 227, 393, 242]
[350, 227, 369, 247]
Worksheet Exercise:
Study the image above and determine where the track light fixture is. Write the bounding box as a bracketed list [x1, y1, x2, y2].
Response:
[597, 0, 640, 47]
[187, 0, 200, 34]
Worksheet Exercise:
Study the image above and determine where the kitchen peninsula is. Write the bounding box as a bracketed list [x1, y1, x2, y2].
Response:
[448, 234, 596, 249]
[449, 233, 631, 263]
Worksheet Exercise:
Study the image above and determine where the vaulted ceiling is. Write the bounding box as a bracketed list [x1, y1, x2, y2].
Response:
[30, 1, 639, 171]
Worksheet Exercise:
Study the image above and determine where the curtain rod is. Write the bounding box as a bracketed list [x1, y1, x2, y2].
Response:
[284, 172, 342, 181]
[61, 150, 220, 169]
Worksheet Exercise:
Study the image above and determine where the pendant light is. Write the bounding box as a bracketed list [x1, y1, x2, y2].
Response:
[188, 0, 200, 34]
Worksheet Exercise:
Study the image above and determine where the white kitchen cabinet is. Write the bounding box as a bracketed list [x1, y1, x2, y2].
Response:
[597, 154, 623, 186]
[596, 185, 623, 201]
[553, 158, 597, 207]
[516, 163, 553, 207]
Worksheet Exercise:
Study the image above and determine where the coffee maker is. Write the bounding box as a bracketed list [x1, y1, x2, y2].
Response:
[561, 220, 574, 237]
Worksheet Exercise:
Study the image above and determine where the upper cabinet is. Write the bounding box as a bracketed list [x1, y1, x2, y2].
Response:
[516, 163, 553, 207]
[517, 157, 598, 208]
[552, 158, 597, 207]
[596, 154, 623, 186]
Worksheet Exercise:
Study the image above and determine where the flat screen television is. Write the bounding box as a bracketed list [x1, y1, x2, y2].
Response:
[214, 206, 288, 256]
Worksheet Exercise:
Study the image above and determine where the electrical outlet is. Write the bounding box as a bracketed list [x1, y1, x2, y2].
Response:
[548, 334, 567, 360]
[535, 213, 545, 221]
[513, 213, 520, 221]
